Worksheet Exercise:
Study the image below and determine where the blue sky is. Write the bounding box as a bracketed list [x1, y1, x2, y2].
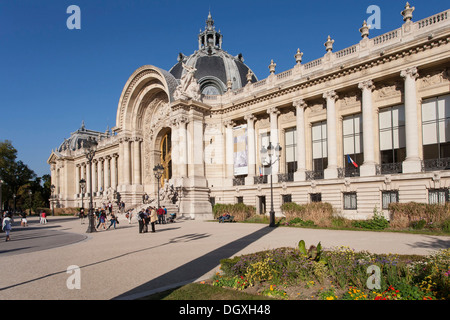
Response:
[0, 0, 448, 177]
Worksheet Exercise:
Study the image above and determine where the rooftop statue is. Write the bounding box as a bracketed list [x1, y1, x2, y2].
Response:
[173, 63, 202, 102]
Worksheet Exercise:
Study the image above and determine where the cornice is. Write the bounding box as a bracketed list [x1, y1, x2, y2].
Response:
[211, 33, 450, 116]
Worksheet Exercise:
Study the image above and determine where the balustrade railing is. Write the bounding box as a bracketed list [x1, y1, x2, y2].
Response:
[305, 170, 324, 181]
[278, 172, 294, 182]
[422, 158, 450, 172]
[254, 175, 268, 184]
[376, 162, 403, 175]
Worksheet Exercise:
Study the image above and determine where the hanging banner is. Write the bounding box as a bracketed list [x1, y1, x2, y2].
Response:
[233, 124, 248, 176]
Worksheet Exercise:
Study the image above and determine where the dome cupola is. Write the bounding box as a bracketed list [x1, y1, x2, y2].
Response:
[169, 12, 258, 95]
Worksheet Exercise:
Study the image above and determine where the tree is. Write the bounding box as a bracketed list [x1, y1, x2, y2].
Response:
[0, 140, 38, 212]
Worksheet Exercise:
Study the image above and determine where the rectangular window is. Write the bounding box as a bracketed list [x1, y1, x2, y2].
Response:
[422, 95, 450, 160]
[379, 105, 406, 164]
[343, 114, 363, 175]
[236, 196, 244, 204]
[382, 191, 398, 210]
[260, 131, 270, 175]
[343, 192, 357, 210]
[310, 193, 322, 203]
[428, 189, 449, 205]
[285, 128, 297, 174]
[312, 121, 327, 173]
[282, 194, 292, 204]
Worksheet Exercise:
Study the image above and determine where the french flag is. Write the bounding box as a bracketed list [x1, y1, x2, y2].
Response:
[259, 167, 263, 176]
[347, 155, 358, 168]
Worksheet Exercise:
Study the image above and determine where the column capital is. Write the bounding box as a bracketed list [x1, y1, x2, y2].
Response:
[174, 115, 189, 128]
[323, 90, 338, 101]
[293, 99, 307, 109]
[244, 113, 256, 122]
[400, 67, 419, 80]
[223, 119, 235, 128]
[358, 80, 375, 91]
[267, 106, 280, 115]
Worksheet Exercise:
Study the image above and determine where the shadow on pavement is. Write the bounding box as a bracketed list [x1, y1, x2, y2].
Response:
[113, 225, 276, 300]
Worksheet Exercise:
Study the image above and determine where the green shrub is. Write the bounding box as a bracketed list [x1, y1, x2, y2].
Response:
[351, 213, 389, 230]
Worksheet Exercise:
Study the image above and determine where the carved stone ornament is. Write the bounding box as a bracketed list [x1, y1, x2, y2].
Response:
[173, 63, 202, 102]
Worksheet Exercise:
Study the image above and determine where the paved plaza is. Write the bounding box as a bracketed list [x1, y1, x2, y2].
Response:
[0, 215, 449, 300]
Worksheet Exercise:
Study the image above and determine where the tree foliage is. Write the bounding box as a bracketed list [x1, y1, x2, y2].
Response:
[0, 140, 49, 212]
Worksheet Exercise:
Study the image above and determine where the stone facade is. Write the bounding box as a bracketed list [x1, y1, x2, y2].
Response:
[49, 5, 450, 220]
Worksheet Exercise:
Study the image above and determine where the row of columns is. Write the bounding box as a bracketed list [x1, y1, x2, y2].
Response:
[118, 137, 143, 188]
[76, 154, 119, 194]
[224, 66, 421, 181]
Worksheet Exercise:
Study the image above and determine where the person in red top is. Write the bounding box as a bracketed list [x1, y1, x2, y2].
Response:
[40, 210, 47, 224]
[157, 207, 165, 224]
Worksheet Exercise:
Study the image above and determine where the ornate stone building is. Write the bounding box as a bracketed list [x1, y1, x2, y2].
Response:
[49, 4, 450, 220]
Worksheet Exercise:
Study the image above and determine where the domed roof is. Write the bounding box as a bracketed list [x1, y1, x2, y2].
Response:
[169, 12, 258, 95]
[57, 121, 109, 153]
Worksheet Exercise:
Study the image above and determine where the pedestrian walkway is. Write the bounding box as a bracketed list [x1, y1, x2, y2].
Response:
[0, 215, 448, 300]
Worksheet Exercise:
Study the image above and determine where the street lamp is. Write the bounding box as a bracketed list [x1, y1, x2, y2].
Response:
[28, 190, 32, 216]
[84, 137, 98, 233]
[153, 164, 164, 210]
[13, 193, 16, 214]
[79, 179, 86, 211]
[50, 184, 55, 216]
[260, 142, 282, 228]
[0, 177, 3, 214]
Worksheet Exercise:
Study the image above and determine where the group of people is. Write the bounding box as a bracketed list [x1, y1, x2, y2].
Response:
[79, 207, 119, 230]
[137, 206, 171, 233]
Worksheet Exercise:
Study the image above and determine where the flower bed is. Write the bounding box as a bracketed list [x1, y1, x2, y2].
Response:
[208, 241, 449, 300]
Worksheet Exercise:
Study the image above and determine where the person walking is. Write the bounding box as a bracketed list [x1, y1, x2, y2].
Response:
[20, 212, 28, 227]
[40, 210, 47, 224]
[79, 208, 86, 224]
[126, 210, 133, 224]
[2, 213, 13, 241]
[96, 211, 107, 230]
[107, 212, 117, 230]
[150, 206, 157, 233]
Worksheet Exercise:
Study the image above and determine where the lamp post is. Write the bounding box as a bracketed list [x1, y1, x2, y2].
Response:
[28, 190, 32, 216]
[260, 142, 282, 227]
[153, 164, 164, 210]
[0, 177, 3, 214]
[84, 137, 98, 233]
[13, 193, 16, 214]
[79, 179, 86, 212]
[50, 184, 55, 216]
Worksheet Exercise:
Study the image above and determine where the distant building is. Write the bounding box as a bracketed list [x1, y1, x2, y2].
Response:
[49, 4, 450, 220]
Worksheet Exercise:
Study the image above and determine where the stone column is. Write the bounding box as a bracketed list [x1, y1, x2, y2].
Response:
[122, 137, 131, 185]
[92, 160, 98, 196]
[177, 116, 189, 178]
[323, 90, 338, 179]
[133, 137, 142, 185]
[112, 154, 118, 190]
[401, 67, 421, 173]
[224, 119, 235, 180]
[359, 80, 377, 176]
[293, 99, 307, 181]
[104, 156, 111, 190]
[267, 107, 280, 177]
[97, 158, 103, 194]
[244, 114, 256, 185]
[75, 164, 80, 194]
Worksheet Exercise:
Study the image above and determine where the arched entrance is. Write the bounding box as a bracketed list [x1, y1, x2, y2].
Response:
[160, 130, 172, 187]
